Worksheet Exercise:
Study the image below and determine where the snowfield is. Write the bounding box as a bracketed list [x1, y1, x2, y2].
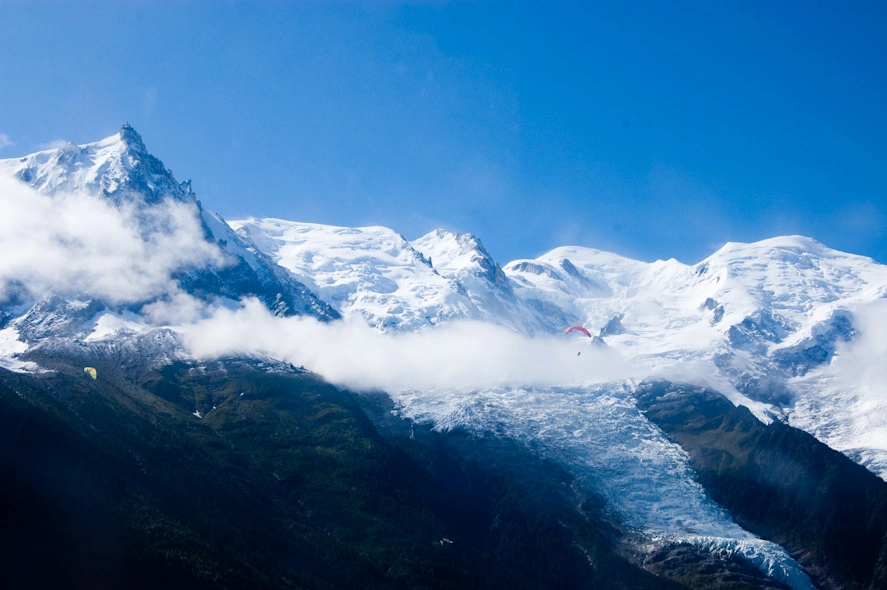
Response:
[232, 218, 470, 331]
[0, 326, 36, 372]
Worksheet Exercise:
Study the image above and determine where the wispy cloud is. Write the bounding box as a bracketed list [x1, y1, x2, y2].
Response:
[0, 133, 12, 150]
[838, 201, 886, 237]
[831, 300, 887, 396]
[38, 139, 73, 150]
[0, 176, 226, 307]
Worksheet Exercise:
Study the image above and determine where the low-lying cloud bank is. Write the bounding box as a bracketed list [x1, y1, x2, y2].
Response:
[182, 299, 639, 391]
[0, 176, 638, 392]
[177, 301, 783, 424]
[0, 176, 224, 306]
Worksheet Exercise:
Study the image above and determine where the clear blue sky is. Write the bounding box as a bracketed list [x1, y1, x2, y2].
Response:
[2, 1, 885, 264]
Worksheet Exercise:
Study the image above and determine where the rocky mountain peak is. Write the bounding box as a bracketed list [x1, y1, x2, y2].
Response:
[0, 124, 193, 206]
[119, 123, 148, 154]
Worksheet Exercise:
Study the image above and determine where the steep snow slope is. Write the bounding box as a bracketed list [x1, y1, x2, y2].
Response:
[232, 220, 576, 333]
[410, 229, 564, 333]
[232, 218, 473, 330]
[197, 209, 339, 320]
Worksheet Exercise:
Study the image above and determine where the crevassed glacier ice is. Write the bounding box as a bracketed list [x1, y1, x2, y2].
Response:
[388, 382, 814, 590]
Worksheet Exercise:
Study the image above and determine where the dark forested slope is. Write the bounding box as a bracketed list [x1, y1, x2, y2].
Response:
[636, 381, 887, 590]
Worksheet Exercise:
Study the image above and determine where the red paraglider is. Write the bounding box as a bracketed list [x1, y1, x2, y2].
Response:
[564, 325, 592, 338]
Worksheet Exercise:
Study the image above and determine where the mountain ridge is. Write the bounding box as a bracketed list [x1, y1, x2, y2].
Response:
[4, 126, 887, 483]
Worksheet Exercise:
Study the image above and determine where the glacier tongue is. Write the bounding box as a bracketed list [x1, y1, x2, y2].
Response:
[387, 381, 813, 590]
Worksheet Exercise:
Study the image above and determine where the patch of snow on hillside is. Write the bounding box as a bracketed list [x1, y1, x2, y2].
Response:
[84, 311, 149, 342]
[0, 326, 37, 372]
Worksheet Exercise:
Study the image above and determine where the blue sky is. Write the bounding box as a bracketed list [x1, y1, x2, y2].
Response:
[1, 1, 885, 264]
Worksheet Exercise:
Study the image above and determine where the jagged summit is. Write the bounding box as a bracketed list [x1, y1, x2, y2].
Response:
[0, 124, 193, 205]
[0, 127, 340, 345]
[411, 229, 510, 289]
[117, 123, 151, 156]
[231, 218, 463, 331]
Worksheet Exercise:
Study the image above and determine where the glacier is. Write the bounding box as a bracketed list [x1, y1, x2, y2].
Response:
[387, 381, 813, 590]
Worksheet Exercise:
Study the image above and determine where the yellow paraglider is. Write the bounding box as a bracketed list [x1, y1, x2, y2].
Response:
[84, 367, 97, 380]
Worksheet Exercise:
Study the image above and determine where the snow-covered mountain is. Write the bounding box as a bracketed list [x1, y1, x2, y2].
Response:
[231, 218, 568, 333]
[504, 236, 886, 370]
[2, 124, 194, 205]
[225, 220, 887, 589]
[0, 125, 338, 353]
[3, 126, 887, 589]
[503, 237, 887, 476]
[233, 212, 887, 485]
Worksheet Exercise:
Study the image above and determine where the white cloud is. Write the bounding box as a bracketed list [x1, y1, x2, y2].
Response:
[182, 299, 640, 392]
[785, 300, 887, 477]
[831, 300, 887, 397]
[0, 175, 226, 308]
[38, 139, 73, 150]
[0, 133, 12, 150]
[141, 291, 215, 325]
